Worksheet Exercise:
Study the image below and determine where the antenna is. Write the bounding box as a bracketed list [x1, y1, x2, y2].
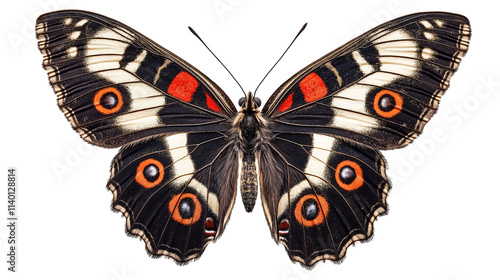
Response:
[188, 26, 246, 97]
[253, 23, 308, 96]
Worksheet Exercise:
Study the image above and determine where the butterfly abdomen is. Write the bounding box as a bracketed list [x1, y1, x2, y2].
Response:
[240, 154, 258, 212]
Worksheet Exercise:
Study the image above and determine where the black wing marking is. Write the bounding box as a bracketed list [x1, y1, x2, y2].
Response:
[36, 10, 236, 148]
[258, 133, 389, 266]
[108, 132, 238, 263]
[263, 12, 470, 150]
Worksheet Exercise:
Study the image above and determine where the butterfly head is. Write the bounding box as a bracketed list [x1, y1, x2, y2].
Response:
[238, 92, 261, 112]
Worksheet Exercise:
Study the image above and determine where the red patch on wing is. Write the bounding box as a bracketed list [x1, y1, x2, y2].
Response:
[204, 217, 216, 236]
[167, 71, 198, 102]
[278, 219, 290, 236]
[205, 93, 221, 112]
[277, 92, 294, 112]
[299, 73, 327, 103]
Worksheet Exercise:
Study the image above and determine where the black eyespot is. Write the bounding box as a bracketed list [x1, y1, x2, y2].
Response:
[301, 199, 319, 221]
[238, 97, 246, 107]
[101, 92, 118, 109]
[254, 97, 262, 107]
[178, 198, 195, 219]
[339, 165, 356, 184]
[143, 164, 160, 182]
[378, 94, 396, 112]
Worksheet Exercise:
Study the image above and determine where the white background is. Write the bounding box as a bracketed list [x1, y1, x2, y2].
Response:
[1, 0, 499, 279]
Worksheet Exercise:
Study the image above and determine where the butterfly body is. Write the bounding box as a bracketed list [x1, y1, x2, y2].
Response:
[233, 92, 268, 212]
[36, 10, 470, 267]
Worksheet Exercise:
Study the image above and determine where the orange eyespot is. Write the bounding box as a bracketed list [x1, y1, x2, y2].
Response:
[168, 193, 202, 225]
[373, 89, 403, 118]
[294, 194, 329, 227]
[335, 160, 364, 191]
[94, 87, 123, 115]
[135, 158, 164, 189]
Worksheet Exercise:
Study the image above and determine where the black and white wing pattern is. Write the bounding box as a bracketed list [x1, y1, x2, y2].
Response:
[263, 12, 470, 149]
[36, 10, 239, 263]
[258, 12, 470, 265]
[37, 10, 471, 267]
[258, 133, 389, 265]
[36, 10, 235, 148]
[108, 132, 238, 262]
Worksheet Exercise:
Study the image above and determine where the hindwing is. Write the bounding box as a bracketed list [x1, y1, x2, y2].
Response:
[263, 12, 470, 149]
[36, 10, 235, 148]
[108, 132, 238, 263]
[259, 133, 389, 265]
[36, 10, 240, 263]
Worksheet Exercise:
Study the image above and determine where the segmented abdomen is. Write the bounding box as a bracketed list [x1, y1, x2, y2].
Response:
[240, 155, 258, 212]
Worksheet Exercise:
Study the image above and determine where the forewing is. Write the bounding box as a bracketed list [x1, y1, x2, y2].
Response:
[108, 132, 238, 263]
[258, 133, 389, 266]
[36, 10, 236, 148]
[263, 12, 470, 149]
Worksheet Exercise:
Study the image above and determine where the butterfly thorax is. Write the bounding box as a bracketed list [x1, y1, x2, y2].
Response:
[232, 92, 268, 212]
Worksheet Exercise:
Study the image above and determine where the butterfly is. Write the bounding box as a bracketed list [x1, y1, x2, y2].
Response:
[36, 10, 470, 267]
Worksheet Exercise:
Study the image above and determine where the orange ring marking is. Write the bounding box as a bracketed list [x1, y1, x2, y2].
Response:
[135, 158, 164, 189]
[373, 89, 403, 118]
[294, 194, 329, 227]
[335, 160, 364, 191]
[168, 193, 202, 225]
[93, 87, 123, 115]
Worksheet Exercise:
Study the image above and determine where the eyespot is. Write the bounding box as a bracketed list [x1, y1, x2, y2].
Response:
[135, 158, 164, 188]
[278, 219, 290, 236]
[94, 87, 123, 115]
[238, 97, 246, 107]
[373, 89, 403, 118]
[294, 194, 329, 227]
[335, 160, 364, 191]
[168, 193, 202, 225]
[204, 217, 216, 236]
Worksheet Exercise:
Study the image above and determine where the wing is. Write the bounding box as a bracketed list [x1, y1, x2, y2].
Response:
[108, 132, 238, 263]
[262, 12, 470, 150]
[36, 10, 236, 148]
[36, 10, 240, 263]
[258, 12, 470, 266]
[258, 133, 389, 266]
